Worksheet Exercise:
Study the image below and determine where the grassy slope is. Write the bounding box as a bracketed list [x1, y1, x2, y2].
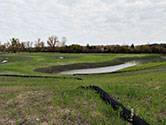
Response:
[0, 53, 166, 124]
[0, 53, 155, 75]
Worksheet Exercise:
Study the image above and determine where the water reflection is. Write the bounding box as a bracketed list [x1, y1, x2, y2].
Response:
[61, 61, 139, 74]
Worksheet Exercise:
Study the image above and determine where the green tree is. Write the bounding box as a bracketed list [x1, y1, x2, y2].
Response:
[131, 44, 135, 48]
[69, 44, 83, 53]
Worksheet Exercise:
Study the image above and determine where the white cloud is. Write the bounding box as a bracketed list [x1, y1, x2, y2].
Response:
[0, 0, 166, 45]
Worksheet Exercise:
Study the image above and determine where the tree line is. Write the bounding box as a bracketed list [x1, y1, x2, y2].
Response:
[0, 35, 166, 53]
[0, 35, 66, 53]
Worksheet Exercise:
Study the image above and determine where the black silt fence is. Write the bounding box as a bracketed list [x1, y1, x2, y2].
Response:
[0, 74, 83, 80]
[80, 86, 149, 125]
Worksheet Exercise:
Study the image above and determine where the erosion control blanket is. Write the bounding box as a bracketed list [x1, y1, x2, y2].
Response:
[80, 86, 149, 125]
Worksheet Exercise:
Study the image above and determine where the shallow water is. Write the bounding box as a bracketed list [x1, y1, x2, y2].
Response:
[61, 61, 139, 74]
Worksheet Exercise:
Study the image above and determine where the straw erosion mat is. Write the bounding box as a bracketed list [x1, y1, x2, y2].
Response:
[0, 53, 166, 124]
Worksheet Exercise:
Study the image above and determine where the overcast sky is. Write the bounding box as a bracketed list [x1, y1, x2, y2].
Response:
[0, 0, 166, 45]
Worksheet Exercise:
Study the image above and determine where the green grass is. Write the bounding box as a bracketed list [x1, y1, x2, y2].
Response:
[0, 53, 166, 124]
[115, 62, 166, 73]
[0, 53, 157, 75]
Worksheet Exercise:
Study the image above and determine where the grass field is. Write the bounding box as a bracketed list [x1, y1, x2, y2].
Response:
[0, 53, 166, 124]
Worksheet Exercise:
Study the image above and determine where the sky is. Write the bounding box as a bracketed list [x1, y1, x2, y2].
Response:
[0, 0, 166, 45]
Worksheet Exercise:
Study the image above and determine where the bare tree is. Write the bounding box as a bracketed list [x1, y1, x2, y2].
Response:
[41, 41, 45, 49]
[25, 41, 33, 52]
[34, 38, 42, 52]
[61, 37, 66, 47]
[47, 35, 59, 48]
[25, 41, 33, 48]
[20, 42, 26, 51]
[10, 38, 20, 53]
[35, 38, 42, 48]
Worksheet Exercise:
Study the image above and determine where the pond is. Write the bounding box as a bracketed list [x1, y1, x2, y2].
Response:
[60, 61, 139, 74]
